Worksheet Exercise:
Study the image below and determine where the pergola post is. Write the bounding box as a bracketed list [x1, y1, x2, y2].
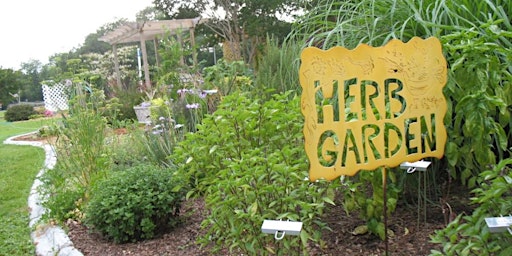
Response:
[139, 33, 151, 92]
[112, 44, 122, 89]
[154, 39, 160, 67]
[177, 32, 184, 66]
[190, 27, 197, 66]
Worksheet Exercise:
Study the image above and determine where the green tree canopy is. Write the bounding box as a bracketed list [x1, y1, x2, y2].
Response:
[153, 0, 302, 64]
[19, 60, 45, 101]
[0, 68, 23, 108]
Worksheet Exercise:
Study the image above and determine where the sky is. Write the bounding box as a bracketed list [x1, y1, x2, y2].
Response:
[0, 0, 154, 70]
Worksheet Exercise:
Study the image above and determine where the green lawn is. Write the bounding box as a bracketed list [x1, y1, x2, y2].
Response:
[0, 112, 55, 255]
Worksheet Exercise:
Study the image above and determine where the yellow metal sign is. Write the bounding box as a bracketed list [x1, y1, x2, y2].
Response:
[300, 37, 447, 181]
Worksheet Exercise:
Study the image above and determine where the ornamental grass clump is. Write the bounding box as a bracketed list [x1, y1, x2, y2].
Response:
[85, 164, 186, 243]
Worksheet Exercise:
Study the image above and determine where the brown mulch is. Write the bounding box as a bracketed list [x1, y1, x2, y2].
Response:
[11, 133, 57, 144]
[65, 193, 470, 256]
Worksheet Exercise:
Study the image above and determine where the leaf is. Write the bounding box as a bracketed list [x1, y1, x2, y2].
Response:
[209, 145, 218, 154]
[300, 230, 309, 246]
[171, 185, 182, 192]
[322, 196, 335, 205]
[352, 225, 368, 235]
[494, 124, 508, 150]
[445, 142, 459, 167]
[249, 201, 258, 216]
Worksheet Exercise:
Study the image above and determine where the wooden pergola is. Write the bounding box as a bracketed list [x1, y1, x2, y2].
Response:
[99, 17, 201, 90]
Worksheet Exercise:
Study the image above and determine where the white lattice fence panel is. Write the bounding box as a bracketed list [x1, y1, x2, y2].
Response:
[42, 82, 69, 112]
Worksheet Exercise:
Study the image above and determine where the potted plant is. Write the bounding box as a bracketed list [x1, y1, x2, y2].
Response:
[133, 101, 152, 123]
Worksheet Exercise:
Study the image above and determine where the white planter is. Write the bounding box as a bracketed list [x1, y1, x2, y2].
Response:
[133, 106, 151, 123]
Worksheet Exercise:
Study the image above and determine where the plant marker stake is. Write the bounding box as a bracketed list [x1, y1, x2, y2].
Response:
[383, 167, 389, 256]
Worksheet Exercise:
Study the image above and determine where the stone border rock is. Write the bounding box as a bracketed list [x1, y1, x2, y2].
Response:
[4, 132, 83, 256]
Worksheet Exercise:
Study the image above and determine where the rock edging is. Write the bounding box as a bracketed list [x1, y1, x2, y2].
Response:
[4, 132, 83, 256]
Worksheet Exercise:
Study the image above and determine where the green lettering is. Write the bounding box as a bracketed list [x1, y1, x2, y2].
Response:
[384, 78, 406, 119]
[341, 129, 361, 166]
[361, 80, 381, 121]
[318, 130, 338, 167]
[315, 80, 340, 123]
[405, 117, 418, 154]
[344, 78, 358, 121]
[384, 122, 402, 158]
[362, 124, 381, 163]
[421, 113, 436, 153]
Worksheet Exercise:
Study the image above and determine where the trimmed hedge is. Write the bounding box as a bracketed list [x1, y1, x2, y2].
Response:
[4, 104, 36, 122]
[85, 164, 186, 243]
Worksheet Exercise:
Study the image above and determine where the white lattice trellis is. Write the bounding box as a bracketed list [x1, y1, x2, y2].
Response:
[42, 81, 70, 112]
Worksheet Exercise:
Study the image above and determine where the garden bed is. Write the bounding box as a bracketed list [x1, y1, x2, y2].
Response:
[65, 190, 472, 255]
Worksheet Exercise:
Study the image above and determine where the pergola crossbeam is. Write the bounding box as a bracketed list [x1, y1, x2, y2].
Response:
[99, 17, 201, 90]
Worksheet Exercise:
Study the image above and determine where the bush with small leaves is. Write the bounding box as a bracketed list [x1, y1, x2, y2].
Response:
[4, 104, 36, 122]
[174, 92, 338, 255]
[430, 158, 512, 255]
[85, 164, 186, 243]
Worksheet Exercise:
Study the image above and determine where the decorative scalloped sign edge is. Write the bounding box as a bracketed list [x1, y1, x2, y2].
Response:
[299, 37, 447, 180]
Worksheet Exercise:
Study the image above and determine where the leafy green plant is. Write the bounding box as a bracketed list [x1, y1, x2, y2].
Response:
[442, 20, 512, 187]
[202, 59, 253, 95]
[287, 0, 512, 243]
[4, 104, 36, 122]
[342, 169, 400, 240]
[173, 92, 337, 255]
[40, 181, 85, 222]
[109, 82, 144, 122]
[85, 164, 186, 243]
[430, 158, 512, 255]
[155, 31, 193, 87]
[109, 130, 147, 171]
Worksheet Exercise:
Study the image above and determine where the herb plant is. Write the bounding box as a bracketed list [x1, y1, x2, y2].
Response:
[85, 164, 186, 243]
[174, 92, 337, 255]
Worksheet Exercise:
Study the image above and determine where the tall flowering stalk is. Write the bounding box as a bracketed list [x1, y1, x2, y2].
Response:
[140, 114, 184, 167]
[174, 87, 217, 132]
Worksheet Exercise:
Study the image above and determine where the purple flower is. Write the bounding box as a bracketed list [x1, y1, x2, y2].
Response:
[152, 129, 164, 135]
[177, 88, 191, 96]
[186, 103, 200, 109]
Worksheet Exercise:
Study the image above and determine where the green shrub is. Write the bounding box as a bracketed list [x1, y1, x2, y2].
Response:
[202, 59, 253, 96]
[110, 132, 147, 171]
[4, 104, 36, 122]
[174, 92, 337, 255]
[431, 158, 512, 255]
[41, 184, 85, 222]
[85, 164, 186, 243]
